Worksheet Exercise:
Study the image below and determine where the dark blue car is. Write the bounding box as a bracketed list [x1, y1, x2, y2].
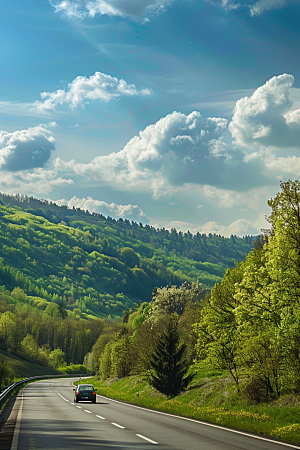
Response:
[73, 384, 97, 403]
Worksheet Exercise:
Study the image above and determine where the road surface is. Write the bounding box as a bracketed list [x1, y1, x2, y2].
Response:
[8, 377, 300, 450]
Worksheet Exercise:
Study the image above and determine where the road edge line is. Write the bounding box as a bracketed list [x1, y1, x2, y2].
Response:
[10, 387, 24, 450]
[96, 393, 300, 449]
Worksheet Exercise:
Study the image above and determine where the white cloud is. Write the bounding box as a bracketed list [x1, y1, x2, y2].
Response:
[199, 218, 261, 237]
[0, 169, 73, 196]
[249, 0, 286, 15]
[54, 196, 147, 222]
[35, 71, 152, 112]
[163, 216, 264, 237]
[50, 0, 174, 20]
[229, 74, 300, 149]
[264, 154, 300, 177]
[65, 109, 273, 195]
[0, 125, 56, 171]
[202, 184, 272, 209]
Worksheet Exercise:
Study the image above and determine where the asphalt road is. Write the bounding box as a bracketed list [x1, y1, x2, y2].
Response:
[9, 377, 300, 450]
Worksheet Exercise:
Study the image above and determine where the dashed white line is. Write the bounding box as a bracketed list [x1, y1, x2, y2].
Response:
[70, 402, 74, 405]
[112, 423, 125, 429]
[84, 410, 92, 413]
[136, 434, 158, 445]
[96, 415, 105, 420]
[76, 406, 81, 408]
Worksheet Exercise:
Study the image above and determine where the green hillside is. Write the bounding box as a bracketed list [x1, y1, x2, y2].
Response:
[0, 348, 59, 378]
[0, 193, 253, 318]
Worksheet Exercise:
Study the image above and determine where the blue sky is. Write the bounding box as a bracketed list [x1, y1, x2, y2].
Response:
[1, 0, 300, 235]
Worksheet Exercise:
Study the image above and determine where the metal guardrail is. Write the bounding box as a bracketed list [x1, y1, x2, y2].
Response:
[0, 373, 93, 406]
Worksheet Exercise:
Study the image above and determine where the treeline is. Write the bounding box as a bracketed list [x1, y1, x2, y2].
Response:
[0, 287, 104, 369]
[0, 196, 253, 317]
[0, 192, 253, 268]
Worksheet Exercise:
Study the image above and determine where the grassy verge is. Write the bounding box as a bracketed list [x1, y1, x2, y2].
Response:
[84, 370, 300, 446]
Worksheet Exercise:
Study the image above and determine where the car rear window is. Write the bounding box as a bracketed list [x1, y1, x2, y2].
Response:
[78, 385, 94, 391]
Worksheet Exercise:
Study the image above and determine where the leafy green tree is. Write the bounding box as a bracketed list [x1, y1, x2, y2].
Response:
[0, 355, 14, 388]
[99, 342, 113, 379]
[120, 247, 140, 268]
[149, 316, 192, 396]
[49, 348, 65, 369]
[21, 334, 39, 362]
[195, 264, 244, 393]
[111, 332, 134, 378]
[0, 311, 16, 351]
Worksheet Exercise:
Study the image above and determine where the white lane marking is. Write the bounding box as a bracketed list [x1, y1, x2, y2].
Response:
[76, 406, 81, 408]
[136, 434, 158, 445]
[96, 415, 106, 420]
[97, 394, 300, 449]
[112, 423, 125, 429]
[85, 410, 92, 413]
[70, 402, 74, 405]
[10, 387, 25, 450]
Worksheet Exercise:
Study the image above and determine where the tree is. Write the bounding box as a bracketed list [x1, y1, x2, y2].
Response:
[49, 348, 65, 369]
[58, 303, 68, 320]
[99, 342, 113, 380]
[194, 265, 244, 393]
[0, 355, 14, 388]
[148, 316, 192, 397]
[147, 282, 203, 321]
[111, 333, 133, 378]
[21, 334, 39, 362]
[120, 247, 140, 268]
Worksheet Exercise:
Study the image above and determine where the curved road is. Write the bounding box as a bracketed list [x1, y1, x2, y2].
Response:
[9, 377, 300, 450]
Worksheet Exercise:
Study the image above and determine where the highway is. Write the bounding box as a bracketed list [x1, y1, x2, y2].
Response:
[8, 377, 300, 450]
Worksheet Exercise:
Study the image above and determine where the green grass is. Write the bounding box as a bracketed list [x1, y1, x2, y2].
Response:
[85, 371, 300, 446]
[0, 349, 59, 379]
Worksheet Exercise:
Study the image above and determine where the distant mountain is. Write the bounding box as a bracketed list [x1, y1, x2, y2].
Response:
[0, 193, 254, 318]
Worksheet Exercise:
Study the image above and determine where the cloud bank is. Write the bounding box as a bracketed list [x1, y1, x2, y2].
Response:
[35, 71, 152, 112]
[54, 196, 147, 222]
[0, 124, 56, 171]
[64, 109, 271, 195]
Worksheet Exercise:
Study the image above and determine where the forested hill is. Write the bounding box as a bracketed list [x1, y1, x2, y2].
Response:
[0, 192, 254, 318]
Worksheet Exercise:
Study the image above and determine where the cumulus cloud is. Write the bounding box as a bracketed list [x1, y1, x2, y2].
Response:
[63, 110, 272, 194]
[50, 0, 174, 20]
[0, 125, 56, 171]
[35, 71, 152, 112]
[229, 74, 300, 149]
[54, 196, 147, 222]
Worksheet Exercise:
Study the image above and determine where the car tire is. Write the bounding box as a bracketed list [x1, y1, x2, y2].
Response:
[74, 397, 78, 403]
[92, 398, 96, 404]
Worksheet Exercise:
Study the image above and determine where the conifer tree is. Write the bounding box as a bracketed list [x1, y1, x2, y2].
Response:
[149, 316, 192, 396]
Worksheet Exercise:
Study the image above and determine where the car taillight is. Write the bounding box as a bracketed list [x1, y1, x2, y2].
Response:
[77, 391, 80, 394]
[93, 392, 95, 395]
